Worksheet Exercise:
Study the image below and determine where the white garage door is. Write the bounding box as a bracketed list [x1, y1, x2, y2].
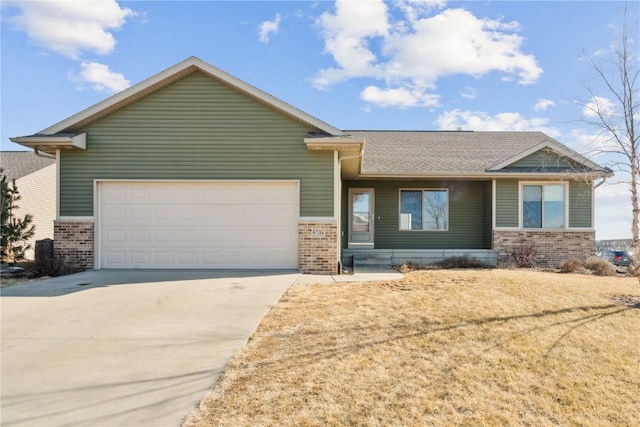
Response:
[98, 181, 299, 269]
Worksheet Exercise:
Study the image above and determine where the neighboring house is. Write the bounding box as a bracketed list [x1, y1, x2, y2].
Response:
[10, 57, 611, 274]
[1, 151, 56, 259]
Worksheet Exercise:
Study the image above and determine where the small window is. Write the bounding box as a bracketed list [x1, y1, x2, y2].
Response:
[522, 184, 565, 228]
[400, 189, 448, 231]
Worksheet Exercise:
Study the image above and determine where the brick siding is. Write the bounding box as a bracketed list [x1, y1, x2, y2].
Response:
[54, 221, 94, 270]
[298, 221, 339, 274]
[493, 230, 596, 267]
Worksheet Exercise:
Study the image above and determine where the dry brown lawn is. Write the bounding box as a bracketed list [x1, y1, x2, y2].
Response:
[184, 269, 640, 427]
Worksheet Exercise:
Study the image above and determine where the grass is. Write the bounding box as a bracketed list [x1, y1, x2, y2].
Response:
[184, 269, 640, 427]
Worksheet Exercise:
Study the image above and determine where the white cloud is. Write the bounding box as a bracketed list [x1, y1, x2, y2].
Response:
[361, 85, 440, 108]
[258, 14, 281, 43]
[314, 2, 542, 107]
[566, 128, 617, 157]
[460, 87, 476, 100]
[315, 0, 390, 86]
[583, 96, 615, 118]
[382, 9, 541, 84]
[8, 0, 135, 59]
[436, 109, 558, 136]
[396, 0, 447, 24]
[72, 61, 130, 94]
[534, 98, 555, 111]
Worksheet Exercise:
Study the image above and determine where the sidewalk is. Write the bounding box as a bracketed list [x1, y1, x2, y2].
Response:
[294, 267, 404, 285]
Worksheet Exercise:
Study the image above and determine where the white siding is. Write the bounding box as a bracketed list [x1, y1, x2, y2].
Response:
[13, 164, 56, 259]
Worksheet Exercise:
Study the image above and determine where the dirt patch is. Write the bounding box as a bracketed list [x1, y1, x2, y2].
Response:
[610, 294, 640, 308]
[1, 274, 50, 288]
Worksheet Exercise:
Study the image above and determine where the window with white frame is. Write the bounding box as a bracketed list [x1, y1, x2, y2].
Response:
[400, 189, 448, 231]
[522, 184, 565, 228]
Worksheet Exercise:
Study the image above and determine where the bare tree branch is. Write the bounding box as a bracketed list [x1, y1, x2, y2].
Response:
[579, 4, 639, 282]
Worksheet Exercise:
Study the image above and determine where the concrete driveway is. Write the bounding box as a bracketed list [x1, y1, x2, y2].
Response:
[1, 270, 301, 427]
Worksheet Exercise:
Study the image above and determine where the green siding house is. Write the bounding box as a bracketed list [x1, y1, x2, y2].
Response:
[11, 57, 611, 274]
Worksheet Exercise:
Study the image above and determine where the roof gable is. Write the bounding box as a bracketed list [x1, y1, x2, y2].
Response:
[487, 140, 604, 173]
[40, 57, 344, 137]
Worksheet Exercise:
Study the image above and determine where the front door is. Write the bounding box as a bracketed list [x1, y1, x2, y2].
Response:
[348, 188, 374, 247]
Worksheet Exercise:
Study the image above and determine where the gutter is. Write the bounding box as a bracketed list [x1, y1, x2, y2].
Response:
[353, 171, 610, 180]
[34, 149, 56, 160]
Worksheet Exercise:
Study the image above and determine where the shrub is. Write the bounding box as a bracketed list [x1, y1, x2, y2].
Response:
[438, 256, 487, 269]
[510, 239, 537, 268]
[395, 261, 429, 273]
[31, 255, 83, 278]
[584, 257, 617, 277]
[559, 259, 586, 274]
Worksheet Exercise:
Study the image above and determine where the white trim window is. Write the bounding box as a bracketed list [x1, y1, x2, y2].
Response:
[399, 189, 448, 231]
[522, 183, 566, 229]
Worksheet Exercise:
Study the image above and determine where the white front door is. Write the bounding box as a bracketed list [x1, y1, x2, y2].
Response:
[348, 188, 374, 247]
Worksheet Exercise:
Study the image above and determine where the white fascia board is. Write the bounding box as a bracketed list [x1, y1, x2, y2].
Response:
[57, 216, 94, 222]
[356, 171, 608, 179]
[304, 138, 364, 151]
[299, 217, 337, 223]
[40, 57, 345, 137]
[10, 133, 86, 153]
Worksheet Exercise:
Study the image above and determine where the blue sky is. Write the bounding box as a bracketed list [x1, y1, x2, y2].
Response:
[1, 0, 637, 240]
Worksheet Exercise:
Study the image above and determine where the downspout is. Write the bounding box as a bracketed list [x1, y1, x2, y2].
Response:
[337, 144, 364, 273]
[594, 168, 614, 189]
[338, 144, 364, 164]
[34, 149, 56, 160]
[594, 176, 608, 189]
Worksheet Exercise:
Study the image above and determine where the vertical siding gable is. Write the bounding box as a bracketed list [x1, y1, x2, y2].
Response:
[59, 71, 333, 217]
[508, 149, 580, 170]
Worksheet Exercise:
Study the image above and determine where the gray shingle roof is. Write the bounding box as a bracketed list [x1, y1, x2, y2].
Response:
[1, 151, 56, 182]
[344, 130, 599, 175]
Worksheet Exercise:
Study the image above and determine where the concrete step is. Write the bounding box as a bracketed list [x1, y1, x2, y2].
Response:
[353, 254, 393, 267]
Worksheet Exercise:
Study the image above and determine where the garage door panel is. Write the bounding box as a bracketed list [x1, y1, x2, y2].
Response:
[155, 230, 175, 243]
[130, 230, 150, 243]
[154, 251, 174, 264]
[103, 206, 127, 223]
[178, 208, 198, 222]
[130, 208, 151, 222]
[99, 181, 299, 269]
[131, 251, 151, 264]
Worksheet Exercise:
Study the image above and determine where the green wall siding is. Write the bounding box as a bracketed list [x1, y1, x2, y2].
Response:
[59, 71, 334, 217]
[494, 179, 593, 228]
[495, 180, 519, 227]
[569, 181, 593, 227]
[483, 181, 493, 248]
[343, 180, 490, 249]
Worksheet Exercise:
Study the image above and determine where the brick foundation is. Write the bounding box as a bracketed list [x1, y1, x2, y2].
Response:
[298, 221, 339, 274]
[493, 230, 596, 267]
[54, 221, 94, 270]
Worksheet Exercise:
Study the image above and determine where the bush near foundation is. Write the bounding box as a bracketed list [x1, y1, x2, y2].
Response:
[584, 257, 618, 276]
[438, 256, 488, 269]
[559, 259, 587, 274]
